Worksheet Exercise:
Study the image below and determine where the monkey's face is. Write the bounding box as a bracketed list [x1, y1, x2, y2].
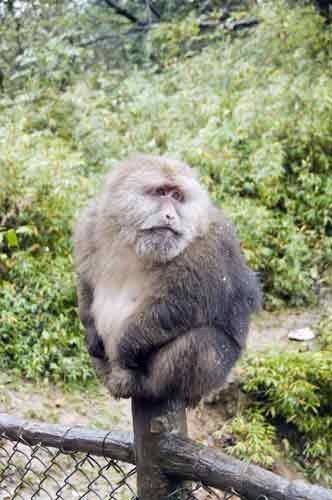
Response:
[135, 182, 191, 262]
[102, 155, 211, 263]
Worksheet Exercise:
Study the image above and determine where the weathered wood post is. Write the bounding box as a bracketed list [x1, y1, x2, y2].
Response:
[132, 397, 188, 500]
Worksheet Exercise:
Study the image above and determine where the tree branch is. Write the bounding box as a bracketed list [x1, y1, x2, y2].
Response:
[102, 0, 146, 27]
[138, 0, 160, 20]
[227, 17, 259, 31]
[149, 1, 160, 19]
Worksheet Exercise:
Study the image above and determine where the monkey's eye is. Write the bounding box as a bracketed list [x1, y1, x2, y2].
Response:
[171, 189, 184, 202]
[155, 187, 167, 197]
[147, 185, 184, 201]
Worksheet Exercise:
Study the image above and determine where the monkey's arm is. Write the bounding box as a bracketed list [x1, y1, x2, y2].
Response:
[77, 276, 107, 361]
[118, 280, 201, 370]
[74, 201, 107, 362]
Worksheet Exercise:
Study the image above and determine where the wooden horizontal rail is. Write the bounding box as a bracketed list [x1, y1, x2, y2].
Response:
[0, 413, 331, 500]
[0, 413, 135, 464]
[158, 434, 332, 500]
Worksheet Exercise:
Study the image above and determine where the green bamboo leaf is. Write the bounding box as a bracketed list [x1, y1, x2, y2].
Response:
[5, 229, 18, 248]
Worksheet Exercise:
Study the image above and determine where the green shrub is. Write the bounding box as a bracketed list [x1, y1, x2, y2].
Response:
[146, 15, 201, 66]
[0, 253, 94, 384]
[212, 314, 332, 484]
[316, 313, 332, 350]
[241, 340, 332, 485]
[0, 95, 98, 385]
[219, 411, 281, 469]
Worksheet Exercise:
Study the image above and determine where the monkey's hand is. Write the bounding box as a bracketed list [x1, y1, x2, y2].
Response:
[107, 362, 142, 399]
[82, 316, 110, 382]
[86, 322, 107, 361]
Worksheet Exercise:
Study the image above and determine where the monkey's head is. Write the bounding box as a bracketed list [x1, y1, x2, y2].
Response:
[99, 154, 211, 263]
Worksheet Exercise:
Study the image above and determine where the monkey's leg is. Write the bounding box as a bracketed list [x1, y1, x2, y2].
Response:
[141, 327, 241, 406]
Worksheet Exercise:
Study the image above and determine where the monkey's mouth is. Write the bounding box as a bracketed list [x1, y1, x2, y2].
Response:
[143, 226, 181, 236]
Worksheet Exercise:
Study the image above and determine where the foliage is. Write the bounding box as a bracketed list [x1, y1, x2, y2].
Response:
[0, 0, 331, 423]
[0, 92, 100, 384]
[146, 15, 201, 66]
[0, 2, 89, 95]
[0, 0, 259, 92]
[0, 254, 94, 384]
[237, 332, 332, 485]
[219, 411, 281, 469]
[316, 313, 332, 349]
[222, 314, 332, 484]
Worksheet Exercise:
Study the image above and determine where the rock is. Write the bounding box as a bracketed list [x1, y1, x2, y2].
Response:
[288, 327, 315, 341]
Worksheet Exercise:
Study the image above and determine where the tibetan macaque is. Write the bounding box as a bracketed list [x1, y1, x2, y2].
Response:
[74, 154, 260, 407]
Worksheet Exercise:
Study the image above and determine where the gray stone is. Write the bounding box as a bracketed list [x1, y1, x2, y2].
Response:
[288, 327, 315, 341]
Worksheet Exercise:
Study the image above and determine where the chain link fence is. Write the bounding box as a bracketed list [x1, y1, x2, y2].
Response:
[2, 413, 329, 500]
[0, 434, 136, 499]
[0, 422, 267, 500]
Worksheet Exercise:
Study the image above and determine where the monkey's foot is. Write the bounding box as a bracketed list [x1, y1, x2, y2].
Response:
[107, 365, 140, 399]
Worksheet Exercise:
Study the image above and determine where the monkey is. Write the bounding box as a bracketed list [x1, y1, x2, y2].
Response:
[74, 153, 261, 407]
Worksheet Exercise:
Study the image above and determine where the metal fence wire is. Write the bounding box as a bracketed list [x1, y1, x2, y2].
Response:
[0, 414, 269, 500]
[0, 434, 136, 500]
[1, 416, 331, 500]
[0, 422, 268, 500]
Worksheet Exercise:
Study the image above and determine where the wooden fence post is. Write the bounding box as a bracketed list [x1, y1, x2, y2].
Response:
[132, 398, 188, 500]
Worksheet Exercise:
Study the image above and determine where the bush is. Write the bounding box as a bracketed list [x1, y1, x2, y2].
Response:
[221, 313, 332, 484]
[219, 411, 281, 469]
[0, 94, 99, 385]
[0, 254, 94, 384]
[239, 331, 332, 485]
[1, 0, 332, 384]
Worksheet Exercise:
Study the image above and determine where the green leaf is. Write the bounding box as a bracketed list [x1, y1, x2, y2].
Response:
[5, 229, 18, 248]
